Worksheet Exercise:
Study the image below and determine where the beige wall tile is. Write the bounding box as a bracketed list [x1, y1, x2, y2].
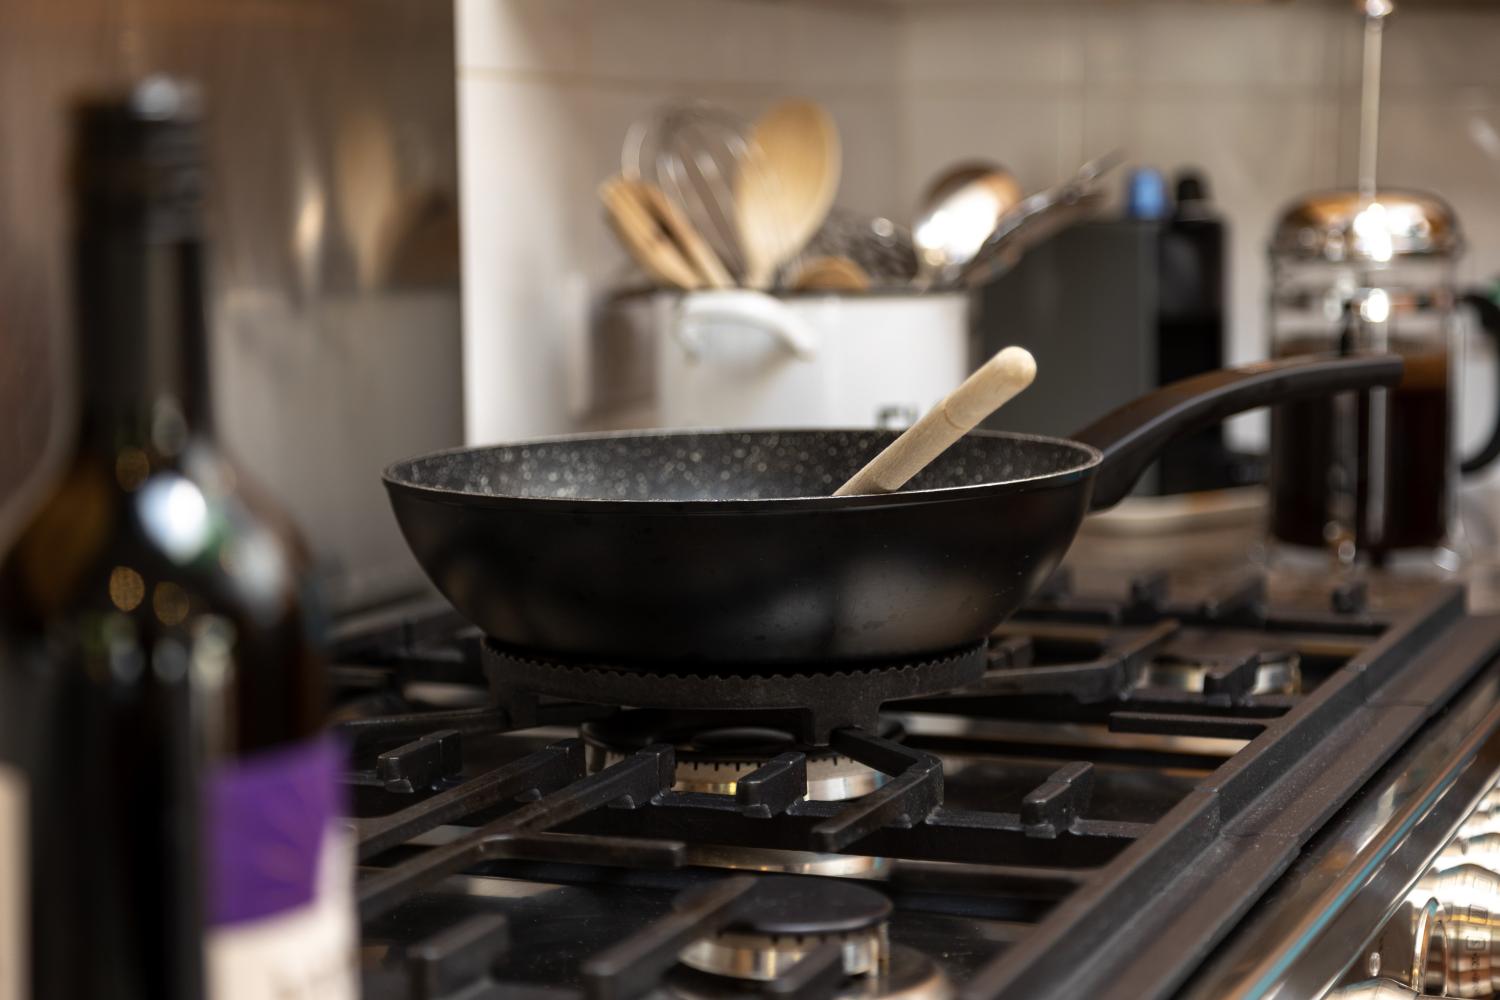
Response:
[1081, 4, 1335, 93]
[456, 0, 586, 74]
[585, 0, 803, 88]
[900, 92, 1082, 205]
[1376, 93, 1500, 285]
[1378, 11, 1500, 94]
[790, 3, 902, 90]
[821, 94, 905, 214]
[905, 4, 1083, 88]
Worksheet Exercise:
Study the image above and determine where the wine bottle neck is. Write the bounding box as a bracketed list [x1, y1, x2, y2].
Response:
[74, 230, 213, 455]
[71, 85, 212, 458]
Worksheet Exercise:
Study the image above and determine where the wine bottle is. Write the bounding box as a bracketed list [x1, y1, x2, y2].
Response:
[0, 78, 357, 999]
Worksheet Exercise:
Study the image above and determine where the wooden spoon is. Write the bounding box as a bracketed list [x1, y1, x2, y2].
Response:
[735, 99, 841, 289]
[834, 347, 1036, 497]
[789, 255, 871, 292]
[600, 176, 732, 290]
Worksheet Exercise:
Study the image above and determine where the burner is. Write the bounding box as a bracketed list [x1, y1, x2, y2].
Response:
[1136, 650, 1301, 696]
[666, 946, 951, 1000]
[676, 877, 892, 982]
[582, 710, 902, 801]
[582, 711, 899, 877]
[484, 640, 987, 742]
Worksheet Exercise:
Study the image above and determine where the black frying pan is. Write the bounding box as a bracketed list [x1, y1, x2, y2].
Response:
[384, 355, 1400, 667]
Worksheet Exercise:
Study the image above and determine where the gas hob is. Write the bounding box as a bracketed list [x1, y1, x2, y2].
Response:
[329, 562, 1500, 1000]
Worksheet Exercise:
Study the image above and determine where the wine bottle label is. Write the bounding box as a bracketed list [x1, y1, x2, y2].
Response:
[204, 735, 358, 1000]
[0, 764, 23, 1000]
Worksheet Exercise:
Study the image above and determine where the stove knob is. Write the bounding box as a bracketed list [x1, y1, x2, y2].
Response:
[1417, 865, 1500, 996]
[1364, 896, 1448, 996]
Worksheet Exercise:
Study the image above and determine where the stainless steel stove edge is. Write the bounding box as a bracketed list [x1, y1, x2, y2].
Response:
[1180, 615, 1500, 1000]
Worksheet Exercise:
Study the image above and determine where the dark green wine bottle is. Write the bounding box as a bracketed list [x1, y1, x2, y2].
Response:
[0, 78, 357, 1000]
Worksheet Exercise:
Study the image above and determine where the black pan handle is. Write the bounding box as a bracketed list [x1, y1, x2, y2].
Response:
[1073, 354, 1404, 511]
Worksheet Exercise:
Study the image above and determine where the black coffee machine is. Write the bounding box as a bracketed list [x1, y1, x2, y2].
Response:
[976, 170, 1256, 496]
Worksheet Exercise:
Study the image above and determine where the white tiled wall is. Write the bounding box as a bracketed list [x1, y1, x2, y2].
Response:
[458, 0, 1500, 455]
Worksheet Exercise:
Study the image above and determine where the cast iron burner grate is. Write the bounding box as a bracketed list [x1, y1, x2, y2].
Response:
[334, 568, 1500, 1000]
[483, 640, 987, 743]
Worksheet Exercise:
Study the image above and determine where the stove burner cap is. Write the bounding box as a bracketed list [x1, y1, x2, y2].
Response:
[688, 876, 893, 937]
[676, 877, 893, 982]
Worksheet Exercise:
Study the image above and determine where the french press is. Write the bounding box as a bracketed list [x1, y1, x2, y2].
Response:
[1267, 192, 1500, 565]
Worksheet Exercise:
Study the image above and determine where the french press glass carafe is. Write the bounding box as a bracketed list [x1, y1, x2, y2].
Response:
[1267, 190, 1500, 566]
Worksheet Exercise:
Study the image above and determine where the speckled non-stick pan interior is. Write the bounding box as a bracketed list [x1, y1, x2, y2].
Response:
[385, 429, 1098, 502]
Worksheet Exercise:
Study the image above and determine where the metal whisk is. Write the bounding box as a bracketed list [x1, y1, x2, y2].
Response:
[623, 102, 757, 284]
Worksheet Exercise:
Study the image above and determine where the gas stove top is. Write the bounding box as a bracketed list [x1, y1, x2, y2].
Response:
[329, 561, 1500, 1000]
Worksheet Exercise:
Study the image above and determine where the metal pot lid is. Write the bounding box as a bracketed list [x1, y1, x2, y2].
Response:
[1270, 189, 1463, 262]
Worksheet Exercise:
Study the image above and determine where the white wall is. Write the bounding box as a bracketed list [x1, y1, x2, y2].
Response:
[458, 0, 1500, 457]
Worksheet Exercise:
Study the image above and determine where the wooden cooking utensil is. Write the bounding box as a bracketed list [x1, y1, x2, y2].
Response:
[789, 255, 871, 292]
[834, 346, 1036, 496]
[633, 181, 733, 289]
[600, 176, 732, 290]
[735, 99, 841, 289]
[599, 176, 701, 289]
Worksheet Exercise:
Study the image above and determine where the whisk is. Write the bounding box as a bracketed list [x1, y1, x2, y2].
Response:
[623, 102, 758, 284]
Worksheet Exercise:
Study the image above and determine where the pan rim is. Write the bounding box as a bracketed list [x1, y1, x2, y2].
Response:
[381, 427, 1102, 513]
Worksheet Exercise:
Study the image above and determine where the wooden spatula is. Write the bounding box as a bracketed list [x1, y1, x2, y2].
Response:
[600, 176, 733, 290]
[835, 347, 1036, 496]
[633, 182, 733, 289]
[600, 176, 700, 289]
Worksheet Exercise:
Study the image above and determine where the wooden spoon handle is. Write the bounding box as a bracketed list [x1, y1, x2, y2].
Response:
[599, 176, 702, 290]
[834, 346, 1036, 497]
